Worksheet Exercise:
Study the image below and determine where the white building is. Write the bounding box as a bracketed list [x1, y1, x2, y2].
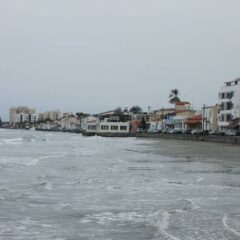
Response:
[172, 116, 188, 130]
[9, 106, 37, 125]
[202, 105, 218, 131]
[218, 78, 240, 129]
[60, 115, 80, 130]
[85, 119, 130, 135]
[98, 121, 129, 134]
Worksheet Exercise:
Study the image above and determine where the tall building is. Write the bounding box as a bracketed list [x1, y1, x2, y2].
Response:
[9, 106, 37, 125]
[38, 110, 61, 122]
[218, 78, 240, 129]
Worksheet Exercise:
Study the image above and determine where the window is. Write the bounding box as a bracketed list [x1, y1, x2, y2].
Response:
[111, 125, 118, 130]
[226, 102, 233, 110]
[101, 125, 109, 130]
[88, 125, 96, 130]
[227, 114, 232, 121]
[227, 92, 234, 99]
[120, 126, 127, 131]
[220, 103, 224, 111]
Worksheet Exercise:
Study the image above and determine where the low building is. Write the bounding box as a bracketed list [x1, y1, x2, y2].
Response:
[185, 115, 203, 130]
[60, 114, 80, 130]
[98, 121, 129, 134]
[84, 118, 130, 135]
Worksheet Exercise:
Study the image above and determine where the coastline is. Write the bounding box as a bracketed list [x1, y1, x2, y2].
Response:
[136, 132, 240, 145]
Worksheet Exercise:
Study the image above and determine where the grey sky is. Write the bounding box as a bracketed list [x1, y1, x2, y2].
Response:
[1, 0, 240, 120]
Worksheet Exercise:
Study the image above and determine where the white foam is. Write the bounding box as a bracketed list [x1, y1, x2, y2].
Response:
[223, 216, 240, 237]
[1, 138, 23, 144]
[147, 210, 182, 240]
[0, 157, 39, 167]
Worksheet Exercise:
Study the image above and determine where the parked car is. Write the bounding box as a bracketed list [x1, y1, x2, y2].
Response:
[225, 130, 240, 136]
[182, 129, 192, 134]
[170, 129, 182, 134]
[209, 130, 217, 135]
[215, 130, 226, 136]
[191, 129, 203, 135]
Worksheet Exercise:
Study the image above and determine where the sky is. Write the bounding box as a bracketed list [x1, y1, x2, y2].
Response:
[1, 0, 240, 120]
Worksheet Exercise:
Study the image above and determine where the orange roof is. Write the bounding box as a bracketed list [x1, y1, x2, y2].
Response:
[186, 120, 202, 124]
[188, 115, 202, 120]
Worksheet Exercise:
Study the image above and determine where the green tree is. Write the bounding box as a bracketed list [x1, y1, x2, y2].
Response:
[140, 117, 147, 130]
[169, 89, 181, 104]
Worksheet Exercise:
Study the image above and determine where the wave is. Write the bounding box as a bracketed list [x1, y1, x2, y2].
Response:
[0, 138, 23, 145]
[0, 157, 39, 167]
[222, 215, 240, 237]
[147, 210, 181, 240]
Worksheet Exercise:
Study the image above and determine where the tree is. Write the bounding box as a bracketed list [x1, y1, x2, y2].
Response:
[140, 117, 147, 130]
[76, 112, 89, 118]
[129, 105, 143, 114]
[169, 89, 181, 104]
[114, 107, 123, 115]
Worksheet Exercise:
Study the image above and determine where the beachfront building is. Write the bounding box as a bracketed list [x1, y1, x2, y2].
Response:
[9, 106, 37, 125]
[60, 114, 80, 130]
[81, 116, 99, 132]
[202, 105, 219, 131]
[98, 121, 129, 134]
[172, 101, 194, 131]
[218, 78, 240, 129]
[185, 115, 203, 130]
[84, 116, 130, 135]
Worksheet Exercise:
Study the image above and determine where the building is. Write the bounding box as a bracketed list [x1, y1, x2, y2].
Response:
[9, 106, 37, 125]
[218, 78, 240, 129]
[84, 117, 130, 135]
[172, 102, 194, 131]
[38, 110, 61, 122]
[60, 114, 80, 130]
[185, 115, 203, 130]
[202, 105, 218, 131]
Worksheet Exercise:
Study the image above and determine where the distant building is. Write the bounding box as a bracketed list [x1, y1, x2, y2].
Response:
[172, 102, 194, 131]
[202, 105, 219, 131]
[218, 78, 240, 129]
[9, 106, 37, 125]
[38, 110, 61, 122]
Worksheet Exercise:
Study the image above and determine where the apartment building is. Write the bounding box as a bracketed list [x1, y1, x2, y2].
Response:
[218, 78, 240, 129]
[9, 106, 37, 125]
[38, 110, 61, 122]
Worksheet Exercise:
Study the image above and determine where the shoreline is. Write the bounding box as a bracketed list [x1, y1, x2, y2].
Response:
[136, 132, 240, 145]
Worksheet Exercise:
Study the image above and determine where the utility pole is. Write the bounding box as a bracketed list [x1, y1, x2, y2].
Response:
[202, 104, 206, 131]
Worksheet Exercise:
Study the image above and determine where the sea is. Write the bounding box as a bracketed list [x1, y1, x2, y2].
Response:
[0, 128, 240, 240]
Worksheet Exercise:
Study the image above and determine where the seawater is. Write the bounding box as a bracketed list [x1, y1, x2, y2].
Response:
[0, 129, 240, 240]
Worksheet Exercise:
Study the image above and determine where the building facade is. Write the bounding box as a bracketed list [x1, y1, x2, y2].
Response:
[218, 78, 240, 129]
[9, 106, 37, 125]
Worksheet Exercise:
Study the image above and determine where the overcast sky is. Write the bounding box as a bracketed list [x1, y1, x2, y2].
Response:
[1, 0, 240, 120]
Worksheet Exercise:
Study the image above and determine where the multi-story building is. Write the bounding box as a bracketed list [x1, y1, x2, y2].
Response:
[202, 105, 219, 131]
[38, 110, 61, 122]
[218, 78, 240, 129]
[9, 106, 37, 125]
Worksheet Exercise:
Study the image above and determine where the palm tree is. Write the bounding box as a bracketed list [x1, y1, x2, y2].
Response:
[169, 89, 181, 104]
